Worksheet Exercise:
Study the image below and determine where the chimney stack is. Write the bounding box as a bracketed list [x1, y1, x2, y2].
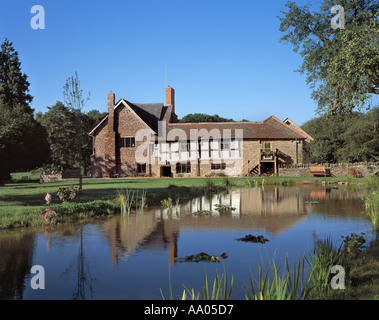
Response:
[165, 86, 175, 113]
[107, 92, 115, 131]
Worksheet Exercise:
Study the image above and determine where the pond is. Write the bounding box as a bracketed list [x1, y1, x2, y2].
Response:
[0, 185, 372, 300]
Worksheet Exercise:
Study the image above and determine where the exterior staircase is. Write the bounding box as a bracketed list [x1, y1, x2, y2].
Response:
[247, 154, 260, 175]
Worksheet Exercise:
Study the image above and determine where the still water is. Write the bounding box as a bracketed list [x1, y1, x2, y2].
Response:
[0, 186, 372, 300]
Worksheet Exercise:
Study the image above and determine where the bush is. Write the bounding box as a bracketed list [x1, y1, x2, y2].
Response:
[57, 185, 80, 202]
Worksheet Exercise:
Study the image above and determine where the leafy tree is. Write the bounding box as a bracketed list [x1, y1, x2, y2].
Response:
[279, 0, 379, 114]
[0, 39, 48, 183]
[36, 102, 82, 170]
[301, 107, 379, 162]
[180, 113, 236, 123]
[37, 102, 107, 175]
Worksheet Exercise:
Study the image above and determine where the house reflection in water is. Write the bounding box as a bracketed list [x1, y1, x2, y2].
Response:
[100, 186, 320, 266]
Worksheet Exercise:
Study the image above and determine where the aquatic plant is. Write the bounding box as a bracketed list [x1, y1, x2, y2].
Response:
[235, 234, 269, 244]
[341, 233, 368, 256]
[175, 252, 228, 263]
[161, 197, 173, 210]
[244, 255, 311, 300]
[163, 264, 234, 300]
[221, 177, 235, 189]
[364, 190, 379, 232]
[306, 236, 343, 294]
[116, 188, 135, 216]
[204, 177, 217, 193]
[116, 188, 147, 215]
[192, 210, 213, 216]
[214, 204, 236, 212]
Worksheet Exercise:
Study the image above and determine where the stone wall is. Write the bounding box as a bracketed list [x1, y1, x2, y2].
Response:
[278, 162, 379, 178]
[40, 169, 81, 182]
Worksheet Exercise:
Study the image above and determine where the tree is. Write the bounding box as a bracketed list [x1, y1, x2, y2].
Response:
[279, 0, 379, 114]
[36, 102, 82, 170]
[37, 103, 107, 175]
[63, 71, 90, 112]
[60, 72, 92, 174]
[0, 39, 33, 109]
[179, 113, 236, 123]
[301, 107, 379, 163]
[0, 39, 48, 183]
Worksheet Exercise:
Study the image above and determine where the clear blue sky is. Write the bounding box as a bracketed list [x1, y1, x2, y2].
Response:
[0, 0, 339, 126]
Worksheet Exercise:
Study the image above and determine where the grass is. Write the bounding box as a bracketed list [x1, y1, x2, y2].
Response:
[0, 176, 243, 229]
[0, 173, 374, 230]
[364, 190, 379, 232]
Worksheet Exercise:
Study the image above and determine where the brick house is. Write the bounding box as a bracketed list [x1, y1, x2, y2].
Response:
[89, 87, 312, 178]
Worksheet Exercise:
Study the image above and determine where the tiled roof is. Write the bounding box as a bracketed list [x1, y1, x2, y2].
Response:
[127, 101, 164, 132]
[165, 116, 307, 140]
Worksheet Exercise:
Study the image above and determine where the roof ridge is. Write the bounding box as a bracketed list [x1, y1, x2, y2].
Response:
[169, 121, 264, 125]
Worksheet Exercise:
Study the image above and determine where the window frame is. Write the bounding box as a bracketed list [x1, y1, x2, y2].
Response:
[176, 163, 191, 174]
[121, 137, 136, 148]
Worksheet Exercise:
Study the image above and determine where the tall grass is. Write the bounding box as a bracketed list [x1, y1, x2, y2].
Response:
[164, 256, 311, 300]
[244, 255, 312, 300]
[306, 236, 343, 294]
[364, 190, 379, 232]
[184, 266, 234, 300]
[116, 188, 147, 216]
[163, 264, 234, 300]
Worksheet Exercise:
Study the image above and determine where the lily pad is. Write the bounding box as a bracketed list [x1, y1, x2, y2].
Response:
[235, 234, 269, 244]
[214, 204, 236, 212]
[192, 210, 213, 216]
[175, 252, 228, 263]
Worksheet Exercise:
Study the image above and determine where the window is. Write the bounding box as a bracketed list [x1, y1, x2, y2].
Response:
[263, 142, 272, 150]
[180, 142, 190, 152]
[221, 139, 230, 150]
[211, 163, 226, 170]
[137, 163, 146, 174]
[121, 137, 135, 148]
[176, 163, 191, 174]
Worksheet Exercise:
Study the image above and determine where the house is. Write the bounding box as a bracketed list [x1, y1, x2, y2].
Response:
[89, 87, 312, 178]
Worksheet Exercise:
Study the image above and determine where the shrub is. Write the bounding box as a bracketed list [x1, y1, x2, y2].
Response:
[57, 185, 80, 202]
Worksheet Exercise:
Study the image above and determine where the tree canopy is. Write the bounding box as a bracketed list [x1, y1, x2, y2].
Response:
[179, 113, 248, 123]
[0, 39, 48, 182]
[279, 0, 379, 114]
[301, 107, 379, 163]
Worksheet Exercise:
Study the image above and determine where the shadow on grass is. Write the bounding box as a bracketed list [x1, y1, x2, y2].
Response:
[0, 182, 208, 209]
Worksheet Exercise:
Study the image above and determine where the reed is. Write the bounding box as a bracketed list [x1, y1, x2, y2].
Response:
[306, 236, 343, 294]
[244, 255, 311, 300]
[182, 266, 234, 300]
[162, 264, 233, 300]
[116, 188, 148, 215]
[364, 190, 379, 232]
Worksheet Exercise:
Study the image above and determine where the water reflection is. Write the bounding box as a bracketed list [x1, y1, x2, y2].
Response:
[0, 186, 369, 300]
[0, 231, 36, 299]
[100, 186, 368, 266]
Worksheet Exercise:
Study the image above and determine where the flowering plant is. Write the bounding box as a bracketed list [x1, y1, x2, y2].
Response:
[38, 208, 57, 222]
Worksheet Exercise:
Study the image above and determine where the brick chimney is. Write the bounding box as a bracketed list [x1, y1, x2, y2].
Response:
[108, 92, 115, 131]
[106, 92, 116, 176]
[165, 86, 175, 113]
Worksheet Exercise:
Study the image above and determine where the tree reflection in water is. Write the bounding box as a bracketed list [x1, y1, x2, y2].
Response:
[61, 226, 95, 300]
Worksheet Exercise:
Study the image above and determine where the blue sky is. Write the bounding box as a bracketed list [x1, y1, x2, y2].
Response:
[0, 0, 342, 125]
